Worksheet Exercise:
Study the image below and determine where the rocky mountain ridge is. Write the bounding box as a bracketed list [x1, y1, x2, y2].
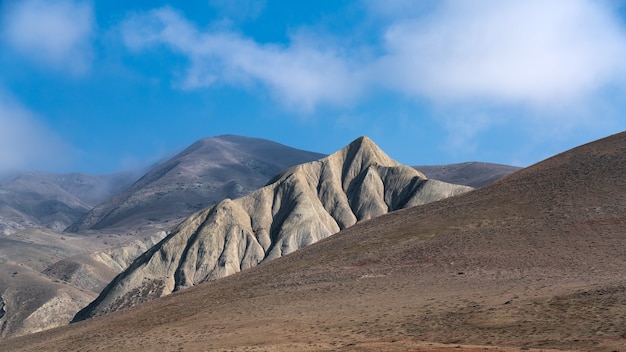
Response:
[74, 136, 472, 320]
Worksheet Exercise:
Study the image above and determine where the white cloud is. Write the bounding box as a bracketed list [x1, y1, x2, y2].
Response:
[120, 7, 362, 112]
[0, 91, 73, 172]
[375, 0, 626, 108]
[1, 0, 94, 74]
[120, 1, 626, 115]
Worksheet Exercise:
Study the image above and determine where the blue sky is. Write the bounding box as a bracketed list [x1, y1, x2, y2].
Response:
[1, 0, 626, 174]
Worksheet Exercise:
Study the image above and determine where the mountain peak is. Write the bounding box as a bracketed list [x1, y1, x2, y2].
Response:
[344, 136, 378, 154]
[332, 136, 401, 176]
[350, 135, 373, 146]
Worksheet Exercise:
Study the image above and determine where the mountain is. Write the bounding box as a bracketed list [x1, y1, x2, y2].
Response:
[0, 171, 143, 337]
[66, 135, 325, 233]
[414, 162, 521, 187]
[0, 135, 322, 338]
[73, 136, 472, 321]
[4, 132, 626, 351]
[0, 172, 134, 235]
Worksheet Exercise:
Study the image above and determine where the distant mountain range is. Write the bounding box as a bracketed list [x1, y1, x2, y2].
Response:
[0, 172, 134, 235]
[414, 162, 521, 188]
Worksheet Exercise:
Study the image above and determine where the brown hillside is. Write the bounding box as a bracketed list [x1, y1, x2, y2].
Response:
[2, 132, 626, 351]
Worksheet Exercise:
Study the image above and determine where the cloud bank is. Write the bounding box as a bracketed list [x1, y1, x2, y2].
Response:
[120, 7, 362, 112]
[119, 0, 626, 113]
[377, 0, 626, 107]
[1, 0, 94, 74]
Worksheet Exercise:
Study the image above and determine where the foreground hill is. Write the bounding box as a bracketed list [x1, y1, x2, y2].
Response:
[4, 131, 626, 351]
[0, 172, 133, 235]
[415, 162, 521, 188]
[74, 136, 472, 320]
[66, 135, 325, 233]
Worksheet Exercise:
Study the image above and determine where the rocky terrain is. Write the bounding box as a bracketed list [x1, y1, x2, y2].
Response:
[415, 162, 521, 188]
[66, 135, 325, 233]
[0, 228, 165, 338]
[2, 131, 625, 351]
[0, 172, 134, 235]
[74, 136, 472, 320]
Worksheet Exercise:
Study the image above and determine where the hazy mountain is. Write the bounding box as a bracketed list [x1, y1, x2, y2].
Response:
[0, 172, 134, 235]
[5, 132, 626, 351]
[66, 135, 325, 233]
[73, 136, 472, 320]
[414, 162, 521, 187]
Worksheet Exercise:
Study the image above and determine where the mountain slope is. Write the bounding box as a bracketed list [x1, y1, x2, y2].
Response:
[414, 162, 521, 187]
[66, 135, 325, 233]
[0, 172, 133, 235]
[74, 136, 472, 321]
[0, 227, 166, 338]
[0, 262, 95, 339]
[3, 132, 626, 351]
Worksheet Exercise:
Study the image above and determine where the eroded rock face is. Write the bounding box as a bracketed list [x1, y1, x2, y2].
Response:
[74, 137, 473, 321]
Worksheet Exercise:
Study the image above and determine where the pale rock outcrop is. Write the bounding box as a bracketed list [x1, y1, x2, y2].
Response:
[74, 137, 472, 321]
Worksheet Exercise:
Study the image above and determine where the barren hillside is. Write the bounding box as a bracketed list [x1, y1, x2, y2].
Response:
[2, 132, 626, 351]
